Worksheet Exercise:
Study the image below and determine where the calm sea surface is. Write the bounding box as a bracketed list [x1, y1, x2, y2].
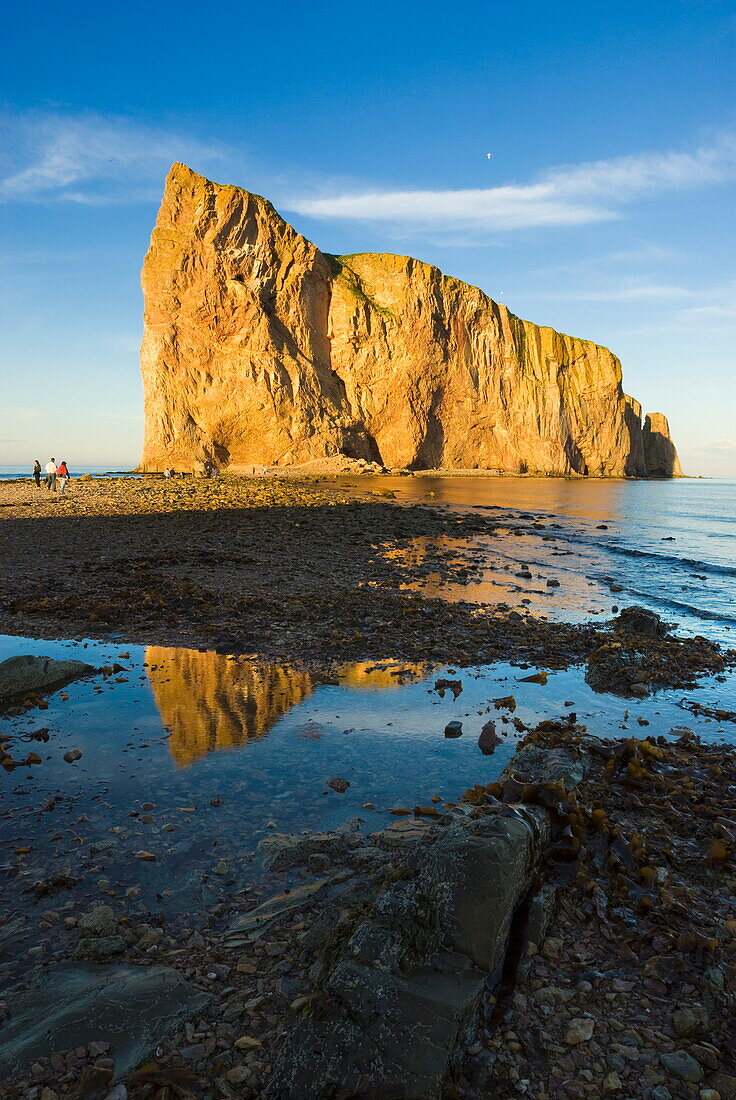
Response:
[0, 465, 136, 479]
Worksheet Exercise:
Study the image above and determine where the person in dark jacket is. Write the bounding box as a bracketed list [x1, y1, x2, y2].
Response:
[32, 460, 41, 487]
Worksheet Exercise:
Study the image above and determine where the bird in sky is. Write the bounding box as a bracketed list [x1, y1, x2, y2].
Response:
[486, 153, 493, 159]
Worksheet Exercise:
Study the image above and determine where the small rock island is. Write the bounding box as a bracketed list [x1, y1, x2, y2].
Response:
[139, 163, 681, 478]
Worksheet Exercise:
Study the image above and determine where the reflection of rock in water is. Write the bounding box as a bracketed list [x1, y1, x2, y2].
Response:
[146, 648, 313, 767]
[338, 661, 426, 690]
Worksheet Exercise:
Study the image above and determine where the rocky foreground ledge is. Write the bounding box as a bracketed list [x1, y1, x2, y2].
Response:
[2, 723, 735, 1099]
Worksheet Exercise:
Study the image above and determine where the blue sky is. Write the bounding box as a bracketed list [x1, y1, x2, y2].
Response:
[1, 0, 735, 473]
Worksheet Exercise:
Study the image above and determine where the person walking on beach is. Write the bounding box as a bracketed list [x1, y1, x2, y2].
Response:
[32, 460, 41, 487]
[45, 458, 57, 491]
[56, 460, 70, 495]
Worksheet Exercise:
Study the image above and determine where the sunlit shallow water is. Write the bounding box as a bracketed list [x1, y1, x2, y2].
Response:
[339, 475, 736, 645]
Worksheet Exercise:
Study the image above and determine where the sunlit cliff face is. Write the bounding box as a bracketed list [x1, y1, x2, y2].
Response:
[146, 648, 313, 767]
[140, 163, 681, 478]
[146, 649, 427, 767]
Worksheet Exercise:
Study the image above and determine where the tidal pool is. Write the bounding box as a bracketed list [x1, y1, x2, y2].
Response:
[2, 629, 734, 986]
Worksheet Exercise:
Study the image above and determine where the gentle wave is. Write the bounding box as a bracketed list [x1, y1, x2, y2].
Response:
[473, 521, 736, 586]
[601, 543, 736, 578]
[613, 588, 736, 627]
[518, 522, 736, 580]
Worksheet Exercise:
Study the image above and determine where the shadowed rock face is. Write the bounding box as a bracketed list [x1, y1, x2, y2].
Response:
[0, 655, 95, 703]
[140, 163, 682, 477]
[0, 962, 208, 1083]
[642, 413, 683, 477]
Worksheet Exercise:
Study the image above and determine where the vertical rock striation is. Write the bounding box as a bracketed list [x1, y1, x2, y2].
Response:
[140, 164, 681, 477]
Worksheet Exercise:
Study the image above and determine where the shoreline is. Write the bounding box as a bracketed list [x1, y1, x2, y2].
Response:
[0, 478, 731, 682]
[2, 463, 703, 485]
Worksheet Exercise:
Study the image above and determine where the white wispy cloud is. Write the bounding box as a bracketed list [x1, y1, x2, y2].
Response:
[535, 243, 683, 278]
[683, 283, 736, 318]
[575, 282, 697, 302]
[286, 132, 736, 232]
[697, 439, 736, 455]
[0, 109, 229, 204]
[603, 244, 683, 264]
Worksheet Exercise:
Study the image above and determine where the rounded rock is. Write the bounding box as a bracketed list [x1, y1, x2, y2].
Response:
[78, 904, 118, 938]
[660, 1051, 705, 1084]
[235, 1035, 262, 1050]
[564, 1018, 595, 1045]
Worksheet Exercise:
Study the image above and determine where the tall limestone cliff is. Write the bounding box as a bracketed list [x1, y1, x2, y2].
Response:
[140, 164, 681, 477]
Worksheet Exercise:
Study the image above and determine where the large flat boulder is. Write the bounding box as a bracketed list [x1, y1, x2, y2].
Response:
[416, 809, 550, 971]
[0, 962, 209, 1082]
[370, 817, 433, 849]
[258, 820, 363, 871]
[268, 808, 550, 1098]
[266, 742, 591, 1098]
[270, 954, 485, 1098]
[226, 878, 329, 944]
[0, 654, 95, 702]
[503, 744, 590, 791]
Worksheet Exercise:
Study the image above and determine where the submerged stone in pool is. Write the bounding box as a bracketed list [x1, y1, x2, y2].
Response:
[0, 654, 95, 702]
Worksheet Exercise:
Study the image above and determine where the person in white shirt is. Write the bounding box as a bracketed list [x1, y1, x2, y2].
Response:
[45, 458, 57, 491]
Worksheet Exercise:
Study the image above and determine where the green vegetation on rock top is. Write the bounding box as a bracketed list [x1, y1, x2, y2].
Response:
[324, 254, 394, 317]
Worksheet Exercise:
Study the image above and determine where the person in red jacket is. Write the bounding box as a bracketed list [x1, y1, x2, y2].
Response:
[56, 460, 70, 495]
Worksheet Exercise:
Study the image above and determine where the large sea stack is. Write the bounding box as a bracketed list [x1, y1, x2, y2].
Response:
[140, 164, 681, 477]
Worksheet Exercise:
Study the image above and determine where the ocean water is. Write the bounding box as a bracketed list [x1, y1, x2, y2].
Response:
[0, 465, 136, 480]
[332, 475, 736, 648]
